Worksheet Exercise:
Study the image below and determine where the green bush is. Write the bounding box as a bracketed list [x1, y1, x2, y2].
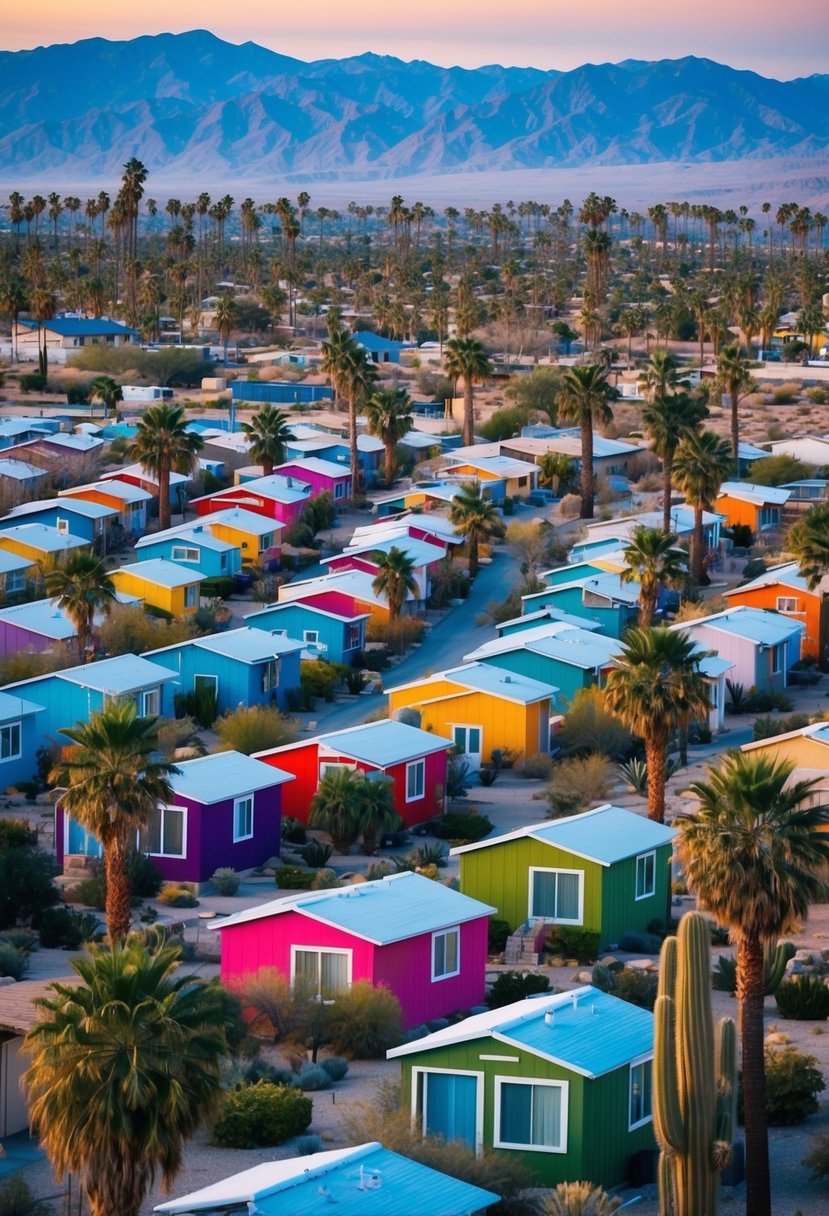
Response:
[618, 931, 663, 954]
[158, 884, 199, 908]
[775, 975, 829, 1021]
[0, 1175, 51, 1216]
[216, 704, 299, 754]
[744, 689, 794, 713]
[753, 713, 810, 741]
[242, 1058, 297, 1087]
[486, 971, 550, 1009]
[298, 840, 333, 868]
[296, 1063, 331, 1091]
[274, 865, 316, 890]
[310, 867, 340, 890]
[300, 659, 343, 703]
[175, 685, 218, 728]
[0, 942, 28, 980]
[738, 1047, 825, 1126]
[0, 848, 58, 930]
[0, 819, 38, 851]
[211, 867, 241, 895]
[0, 928, 38, 953]
[127, 851, 164, 898]
[281, 817, 307, 844]
[546, 753, 616, 818]
[70, 870, 107, 910]
[591, 964, 658, 1010]
[557, 686, 634, 759]
[549, 927, 601, 964]
[19, 372, 47, 393]
[213, 1082, 312, 1148]
[326, 980, 403, 1058]
[488, 919, 511, 954]
[433, 810, 493, 843]
[199, 576, 236, 600]
[37, 906, 102, 949]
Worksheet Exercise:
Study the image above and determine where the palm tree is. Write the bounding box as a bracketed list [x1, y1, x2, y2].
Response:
[789, 502, 829, 589]
[637, 349, 689, 401]
[129, 402, 203, 531]
[309, 767, 364, 853]
[556, 364, 615, 519]
[716, 344, 755, 465]
[372, 546, 418, 619]
[444, 337, 491, 447]
[604, 627, 710, 822]
[357, 774, 401, 856]
[49, 703, 178, 940]
[213, 294, 235, 364]
[239, 404, 293, 476]
[449, 481, 505, 577]
[537, 452, 576, 496]
[25, 937, 231, 1216]
[0, 275, 27, 364]
[321, 327, 377, 492]
[364, 387, 413, 485]
[44, 553, 117, 659]
[620, 526, 686, 627]
[88, 375, 123, 422]
[642, 391, 708, 535]
[675, 753, 829, 1216]
[673, 430, 732, 584]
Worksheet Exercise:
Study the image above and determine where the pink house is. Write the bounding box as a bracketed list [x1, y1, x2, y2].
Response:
[274, 458, 352, 502]
[254, 718, 451, 827]
[213, 871, 496, 1029]
[189, 474, 312, 526]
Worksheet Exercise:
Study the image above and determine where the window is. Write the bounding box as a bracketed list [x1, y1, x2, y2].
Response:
[172, 545, 200, 563]
[304, 630, 320, 644]
[334, 481, 348, 499]
[346, 623, 362, 650]
[432, 927, 460, 981]
[194, 674, 218, 699]
[776, 596, 798, 613]
[406, 759, 425, 802]
[771, 644, 783, 674]
[220, 553, 228, 571]
[416, 1070, 481, 1150]
[55, 517, 70, 535]
[141, 688, 160, 717]
[0, 721, 22, 761]
[319, 761, 356, 779]
[494, 1078, 567, 1152]
[710, 681, 719, 711]
[184, 584, 199, 609]
[292, 947, 351, 999]
[635, 851, 656, 900]
[629, 1059, 653, 1129]
[5, 569, 24, 594]
[233, 795, 254, 842]
[261, 659, 279, 693]
[529, 868, 583, 924]
[138, 805, 185, 857]
[452, 725, 482, 757]
[260, 533, 274, 551]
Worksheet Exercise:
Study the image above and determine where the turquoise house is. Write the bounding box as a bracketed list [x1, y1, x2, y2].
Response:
[0, 690, 45, 789]
[245, 596, 369, 665]
[523, 565, 639, 639]
[465, 624, 622, 709]
[145, 627, 303, 714]
[134, 524, 242, 581]
[496, 606, 603, 639]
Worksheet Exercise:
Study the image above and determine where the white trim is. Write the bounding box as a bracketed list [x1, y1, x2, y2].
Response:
[776, 595, 799, 613]
[628, 1057, 654, 1131]
[634, 851, 656, 901]
[138, 803, 188, 859]
[528, 865, 584, 925]
[493, 1076, 569, 1154]
[233, 793, 254, 842]
[289, 945, 353, 999]
[171, 545, 201, 563]
[406, 758, 425, 802]
[0, 719, 22, 762]
[431, 926, 461, 982]
[140, 686, 160, 717]
[411, 1067, 484, 1155]
[478, 1054, 520, 1062]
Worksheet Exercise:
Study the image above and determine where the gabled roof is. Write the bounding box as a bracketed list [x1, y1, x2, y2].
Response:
[113, 559, 205, 589]
[0, 458, 47, 481]
[0, 690, 44, 722]
[3, 653, 180, 696]
[61, 479, 152, 504]
[212, 870, 495, 944]
[353, 330, 405, 351]
[138, 526, 237, 555]
[274, 457, 352, 480]
[674, 605, 806, 645]
[18, 316, 136, 337]
[148, 626, 302, 664]
[389, 985, 653, 1079]
[0, 419, 50, 439]
[496, 606, 602, 634]
[466, 623, 622, 671]
[0, 523, 89, 553]
[717, 482, 791, 506]
[0, 549, 33, 574]
[193, 473, 311, 506]
[260, 718, 452, 768]
[101, 464, 190, 489]
[0, 593, 137, 640]
[387, 661, 557, 706]
[4, 497, 117, 522]
[451, 803, 676, 864]
[444, 454, 538, 480]
[723, 561, 815, 598]
[336, 535, 446, 567]
[168, 749, 293, 804]
[245, 595, 369, 626]
[29, 432, 104, 453]
[742, 720, 829, 753]
[280, 568, 401, 610]
[351, 513, 459, 546]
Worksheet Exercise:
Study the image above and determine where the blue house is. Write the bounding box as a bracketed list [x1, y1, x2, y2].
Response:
[0, 497, 119, 550]
[145, 627, 303, 714]
[353, 331, 405, 364]
[522, 565, 640, 639]
[466, 623, 623, 709]
[2, 655, 179, 750]
[244, 597, 369, 665]
[229, 382, 331, 406]
[0, 690, 45, 789]
[134, 524, 242, 581]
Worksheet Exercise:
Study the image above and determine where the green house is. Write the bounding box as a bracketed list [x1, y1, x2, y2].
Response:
[452, 804, 676, 946]
[388, 985, 655, 1189]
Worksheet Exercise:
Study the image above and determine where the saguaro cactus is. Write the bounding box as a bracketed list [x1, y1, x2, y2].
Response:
[654, 912, 736, 1216]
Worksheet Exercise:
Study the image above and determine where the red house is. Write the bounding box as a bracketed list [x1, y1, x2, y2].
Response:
[213, 871, 496, 1029]
[189, 474, 311, 526]
[254, 719, 451, 827]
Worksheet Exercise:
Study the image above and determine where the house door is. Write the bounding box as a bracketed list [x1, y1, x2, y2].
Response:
[421, 1071, 479, 1149]
[66, 816, 102, 858]
[452, 725, 483, 772]
[0, 1036, 28, 1137]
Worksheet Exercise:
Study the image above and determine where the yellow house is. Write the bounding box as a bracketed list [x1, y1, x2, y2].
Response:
[112, 559, 205, 618]
[741, 722, 829, 810]
[442, 455, 539, 499]
[196, 508, 283, 567]
[0, 523, 89, 565]
[386, 662, 557, 770]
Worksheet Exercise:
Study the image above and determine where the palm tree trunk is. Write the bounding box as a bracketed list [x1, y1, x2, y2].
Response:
[263, 458, 274, 476]
[462, 381, 474, 447]
[159, 456, 172, 531]
[644, 734, 667, 822]
[731, 395, 740, 467]
[579, 417, 595, 519]
[662, 459, 673, 536]
[738, 933, 772, 1216]
[468, 532, 479, 578]
[104, 833, 132, 941]
[639, 585, 656, 628]
[348, 394, 359, 497]
[385, 440, 395, 485]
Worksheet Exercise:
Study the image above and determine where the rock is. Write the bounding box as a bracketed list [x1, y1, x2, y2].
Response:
[599, 955, 619, 967]
[565, 958, 580, 968]
[574, 971, 594, 984]
[794, 949, 816, 964]
[786, 960, 805, 975]
[0, 976, 16, 987]
[627, 958, 657, 972]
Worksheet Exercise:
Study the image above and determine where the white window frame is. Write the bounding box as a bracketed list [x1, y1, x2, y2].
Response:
[406, 758, 425, 802]
[0, 720, 22, 762]
[260, 533, 274, 551]
[261, 659, 279, 693]
[304, 629, 320, 644]
[171, 545, 200, 563]
[709, 680, 719, 711]
[411, 1067, 484, 1155]
[140, 687, 160, 717]
[635, 851, 656, 901]
[432, 926, 461, 982]
[233, 794, 254, 842]
[56, 517, 70, 535]
[137, 803, 187, 859]
[771, 644, 783, 675]
[776, 596, 798, 613]
[184, 584, 199, 609]
[628, 1057, 654, 1131]
[290, 945, 353, 1000]
[319, 761, 356, 779]
[451, 724, 483, 757]
[493, 1076, 569, 1154]
[194, 673, 218, 698]
[5, 569, 25, 593]
[528, 866, 584, 925]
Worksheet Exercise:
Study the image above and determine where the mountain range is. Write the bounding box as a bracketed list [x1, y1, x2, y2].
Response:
[1, 30, 828, 183]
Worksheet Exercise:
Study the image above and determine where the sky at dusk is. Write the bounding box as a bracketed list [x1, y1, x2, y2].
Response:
[3, 0, 828, 78]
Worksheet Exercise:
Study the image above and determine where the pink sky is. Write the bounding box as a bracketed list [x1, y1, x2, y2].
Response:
[3, 1, 828, 78]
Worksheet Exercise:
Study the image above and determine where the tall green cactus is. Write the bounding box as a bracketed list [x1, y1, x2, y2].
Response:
[654, 913, 736, 1216]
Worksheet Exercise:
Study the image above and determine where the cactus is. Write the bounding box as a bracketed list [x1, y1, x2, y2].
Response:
[654, 912, 736, 1216]
[763, 939, 796, 994]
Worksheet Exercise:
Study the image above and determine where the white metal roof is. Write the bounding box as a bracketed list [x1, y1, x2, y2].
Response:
[5, 497, 117, 522]
[101, 463, 190, 488]
[466, 623, 622, 670]
[718, 482, 791, 506]
[0, 523, 89, 552]
[169, 749, 293, 803]
[387, 661, 557, 705]
[61, 480, 152, 504]
[724, 561, 815, 598]
[674, 605, 806, 646]
[114, 558, 206, 588]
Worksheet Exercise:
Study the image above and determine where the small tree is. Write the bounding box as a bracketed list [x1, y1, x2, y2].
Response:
[309, 767, 364, 852]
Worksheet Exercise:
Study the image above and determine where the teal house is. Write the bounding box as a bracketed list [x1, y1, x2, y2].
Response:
[0, 690, 45, 788]
[497, 606, 603, 639]
[134, 524, 243, 581]
[145, 627, 303, 714]
[388, 986, 655, 1189]
[523, 564, 639, 639]
[465, 623, 621, 709]
[244, 597, 369, 665]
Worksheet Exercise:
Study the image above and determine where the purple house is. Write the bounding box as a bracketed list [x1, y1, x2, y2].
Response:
[214, 871, 496, 1029]
[273, 458, 352, 502]
[57, 750, 294, 885]
[0, 594, 139, 659]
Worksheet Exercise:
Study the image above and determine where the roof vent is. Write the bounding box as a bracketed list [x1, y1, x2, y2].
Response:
[503, 674, 512, 683]
[571, 992, 579, 1009]
[544, 1010, 554, 1027]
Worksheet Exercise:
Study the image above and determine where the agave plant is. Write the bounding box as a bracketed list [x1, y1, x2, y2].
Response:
[619, 757, 648, 795]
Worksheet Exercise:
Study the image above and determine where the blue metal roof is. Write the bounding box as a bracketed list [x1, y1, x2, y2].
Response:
[680, 606, 805, 645]
[214, 871, 496, 944]
[190, 627, 303, 663]
[468, 624, 621, 671]
[154, 1143, 499, 1215]
[0, 523, 89, 553]
[18, 317, 137, 337]
[58, 654, 179, 695]
[316, 719, 452, 766]
[169, 750, 293, 804]
[0, 594, 135, 640]
[6, 497, 116, 521]
[0, 690, 44, 722]
[353, 330, 405, 351]
[389, 662, 557, 705]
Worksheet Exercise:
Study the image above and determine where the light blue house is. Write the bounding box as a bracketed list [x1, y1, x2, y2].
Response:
[0, 497, 118, 549]
[353, 330, 405, 364]
[134, 524, 242, 581]
[466, 623, 623, 709]
[0, 549, 34, 603]
[496, 605, 603, 638]
[523, 565, 640, 639]
[244, 598, 369, 665]
[2, 655, 179, 750]
[0, 690, 45, 789]
[145, 627, 303, 714]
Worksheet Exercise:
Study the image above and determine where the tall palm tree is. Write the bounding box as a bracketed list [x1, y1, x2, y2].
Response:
[637, 349, 689, 401]
[788, 502, 829, 589]
[213, 294, 235, 364]
[620, 526, 686, 627]
[364, 387, 413, 485]
[239, 404, 293, 476]
[604, 627, 710, 822]
[44, 553, 117, 659]
[675, 753, 829, 1216]
[49, 703, 178, 940]
[89, 375, 123, 423]
[444, 337, 491, 447]
[673, 430, 732, 584]
[372, 546, 418, 619]
[321, 327, 377, 492]
[0, 275, 27, 364]
[129, 402, 203, 531]
[25, 937, 231, 1216]
[642, 391, 708, 535]
[556, 363, 615, 519]
[449, 481, 505, 577]
[716, 344, 755, 465]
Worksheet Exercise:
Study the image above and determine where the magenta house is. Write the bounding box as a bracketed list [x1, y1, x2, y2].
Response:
[57, 750, 294, 885]
[274, 458, 352, 502]
[213, 871, 496, 1029]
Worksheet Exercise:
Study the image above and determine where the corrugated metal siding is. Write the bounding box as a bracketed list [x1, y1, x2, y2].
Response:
[258, 741, 319, 822]
[373, 917, 488, 1029]
[600, 847, 673, 945]
[581, 1058, 656, 1186]
[219, 908, 376, 986]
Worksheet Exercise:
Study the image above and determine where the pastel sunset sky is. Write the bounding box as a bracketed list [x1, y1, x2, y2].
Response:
[3, 0, 828, 77]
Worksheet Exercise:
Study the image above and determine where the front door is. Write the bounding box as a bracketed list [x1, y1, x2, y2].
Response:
[452, 725, 483, 772]
[421, 1071, 479, 1149]
[66, 816, 102, 858]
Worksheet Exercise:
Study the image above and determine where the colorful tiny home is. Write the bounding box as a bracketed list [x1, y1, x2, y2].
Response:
[190, 474, 311, 526]
[212, 871, 495, 1030]
[388, 986, 655, 1189]
[715, 482, 790, 533]
[452, 804, 676, 944]
[724, 561, 827, 667]
[671, 606, 805, 692]
[465, 623, 621, 709]
[111, 559, 205, 618]
[244, 595, 368, 665]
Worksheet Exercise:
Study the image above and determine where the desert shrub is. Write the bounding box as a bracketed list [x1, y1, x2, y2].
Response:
[300, 659, 343, 704]
[213, 1082, 312, 1148]
[753, 713, 810, 741]
[296, 1062, 332, 1091]
[158, 883, 199, 908]
[428, 561, 470, 608]
[295, 1134, 324, 1155]
[713, 955, 738, 993]
[174, 685, 218, 728]
[775, 976, 829, 1021]
[747, 454, 809, 485]
[319, 1055, 349, 1083]
[37, 906, 101, 949]
[738, 1047, 825, 1126]
[19, 372, 47, 393]
[211, 867, 241, 895]
[725, 680, 748, 712]
[0, 819, 37, 851]
[281, 817, 307, 844]
[445, 755, 472, 800]
[619, 757, 648, 795]
[0, 1175, 52, 1216]
[0, 848, 58, 930]
[156, 715, 208, 760]
[487, 970, 550, 1009]
[405, 843, 447, 869]
[365, 859, 395, 881]
[0, 942, 28, 980]
[367, 616, 427, 654]
[744, 689, 794, 713]
[199, 576, 236, 600]
[345, 669, 367, 694]
[127, 851, 164, 898]
[806, 386, 829, 405]
[70, 869, 107, 910]
[724, 523, 754, 549]
[557, 686, 634, 759]
[771, 381, 802, 405]
[591, 964, 659, 1011]
[618, 931, 663, 954]
[559, 493, 582, 517]
[298, 840, 333, 868]
[311, 868, 341, 890]
[517, 751, 554, 780]
[97, 603, 196, 657]
[326, 980, 403, 1058]
[0, 928, 38, 953]
[237, 968, 299, 1042]
[488, 919, 511, 954]
[274, 865, 316, 890]
[432, 810, 493, 843]
[478, 764, 498, 786]
[549, 927, 601, 964]
[242, 1058, 297, 1088]
[540, 1182, 623, 1215]
[216, 704, 299, 754]
[805, 1128, 829, 1179]
[546, 753, 616, 818]
[71, 344, 212, 386]
[0, 647, 71, 685]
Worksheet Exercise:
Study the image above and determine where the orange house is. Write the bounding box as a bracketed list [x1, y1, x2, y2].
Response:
[715, 483, 790, 533]
[724, 561, 827, 666]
